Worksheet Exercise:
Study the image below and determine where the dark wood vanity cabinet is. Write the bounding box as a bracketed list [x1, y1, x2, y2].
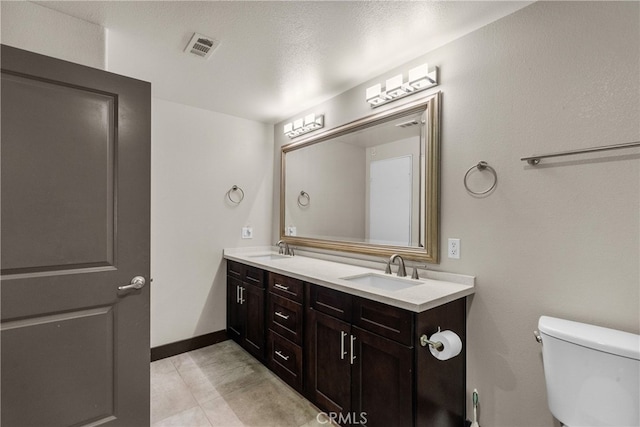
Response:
[306, 285, 414, 427]
[226, 260, 466, 427]
[226, 260, 266, 361]
[266, 272, 305, 392]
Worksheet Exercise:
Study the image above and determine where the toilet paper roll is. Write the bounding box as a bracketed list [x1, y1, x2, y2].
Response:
[429, 330, 462, 361]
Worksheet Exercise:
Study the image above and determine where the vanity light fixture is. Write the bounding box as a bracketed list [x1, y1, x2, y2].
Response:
[385, 74, 407, 98]
[366, 63, 438, 108]
[365, 83, 390, 106]
[283, 114, 324, 138]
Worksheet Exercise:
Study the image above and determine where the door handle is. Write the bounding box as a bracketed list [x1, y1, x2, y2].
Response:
[118, 276, 146, 291]
[340, 331, 348, 360]
[239, 286, 245, 304]
[350, 335, 356, 365]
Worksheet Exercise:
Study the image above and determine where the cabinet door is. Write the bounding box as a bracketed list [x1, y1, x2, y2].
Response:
[351, 326, 413, 427]
[308, 310, 352, 417]
[243, 283, 265, 360]
[227, 278, 243, 342]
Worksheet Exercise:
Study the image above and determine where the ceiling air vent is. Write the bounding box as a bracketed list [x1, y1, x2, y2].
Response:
[184, 33, 219, 60]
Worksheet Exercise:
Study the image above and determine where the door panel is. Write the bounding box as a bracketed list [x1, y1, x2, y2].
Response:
[227, 279, 243, 341]
[369, 155, 412, 246]
[1, 45, 151, 426]
[1, 73, 115, 273]
[243, 284, 265, 359]
[351, 326, 413, 427]
[310, 310, 352, 416]
[1, 307, 115, 426]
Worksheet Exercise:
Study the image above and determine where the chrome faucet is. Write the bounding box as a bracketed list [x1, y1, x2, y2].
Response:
[385, 254, 407, 277]
[276, 240, 294, 256]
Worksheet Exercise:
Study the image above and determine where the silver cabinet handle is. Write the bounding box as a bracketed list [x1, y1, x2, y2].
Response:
[275, 350, 289, 361]
[274, 283, 289, 291]
[275, 311, 289, 320]
[118, 276, 145, 291]
[350, 335, 356, 365]
[236, 285, 240, 303]
[340, 331, 348, 360]
[239, 286, 245, 304]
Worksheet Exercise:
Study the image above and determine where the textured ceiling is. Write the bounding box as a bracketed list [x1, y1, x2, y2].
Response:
[37, 1, 533, 124]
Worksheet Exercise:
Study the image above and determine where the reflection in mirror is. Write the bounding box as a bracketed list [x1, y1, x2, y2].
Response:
[285, 111, 423, 246]
[281, 93, 440, 262]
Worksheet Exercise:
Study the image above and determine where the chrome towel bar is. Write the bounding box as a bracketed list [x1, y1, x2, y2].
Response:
[521, 141, 640, 165]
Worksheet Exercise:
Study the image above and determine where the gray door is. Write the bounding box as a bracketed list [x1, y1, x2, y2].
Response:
[1, 45, 151, 426]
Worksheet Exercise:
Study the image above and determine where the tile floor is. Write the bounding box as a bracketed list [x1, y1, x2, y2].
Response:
[150, 340, 329, 426]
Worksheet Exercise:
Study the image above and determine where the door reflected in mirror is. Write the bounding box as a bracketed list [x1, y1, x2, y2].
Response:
[281, 93, 440, 263]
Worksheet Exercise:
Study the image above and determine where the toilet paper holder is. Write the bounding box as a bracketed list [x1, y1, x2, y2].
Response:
[419, 327, 444, 351]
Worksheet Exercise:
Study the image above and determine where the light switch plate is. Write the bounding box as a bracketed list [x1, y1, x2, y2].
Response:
[242, 227, 253, 239]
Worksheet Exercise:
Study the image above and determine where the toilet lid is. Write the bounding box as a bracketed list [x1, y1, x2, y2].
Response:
[538, 316, 640, 360]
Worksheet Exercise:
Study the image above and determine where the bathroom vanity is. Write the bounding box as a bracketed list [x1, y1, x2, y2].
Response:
[224, 249, 474, 427]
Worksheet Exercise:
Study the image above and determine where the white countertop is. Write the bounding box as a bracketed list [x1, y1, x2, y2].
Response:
[223, 247, 475, 313]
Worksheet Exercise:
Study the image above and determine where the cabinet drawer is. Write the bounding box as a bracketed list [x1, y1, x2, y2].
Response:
[244, 265, 265, 288]
[353, 297, 413, 346]
[227, 260, 242, 279]
[309, 285, 352, 322]
[269, 273, 303, 303]
[267, 330, 303, 392]
[269, 293, 303, 345]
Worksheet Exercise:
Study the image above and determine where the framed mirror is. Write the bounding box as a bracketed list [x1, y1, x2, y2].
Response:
[280, 92, 440, 263]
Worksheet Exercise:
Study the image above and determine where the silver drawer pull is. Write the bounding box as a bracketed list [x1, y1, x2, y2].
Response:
[274, 283, 289, 291]
[340, 331, 347, 360]
[275, 311, 290, 320]
[275, 350, 290, 361]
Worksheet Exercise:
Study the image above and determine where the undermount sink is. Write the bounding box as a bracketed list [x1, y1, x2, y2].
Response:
[248, 254, 291, 261]
[341, 273, 424, 291]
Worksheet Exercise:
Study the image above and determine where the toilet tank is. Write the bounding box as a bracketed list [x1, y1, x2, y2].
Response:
[538, 316, 639, 427]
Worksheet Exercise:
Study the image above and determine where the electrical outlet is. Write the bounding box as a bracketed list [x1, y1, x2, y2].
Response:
[448, 238, 460, 259]
[241, 227, 253, 239]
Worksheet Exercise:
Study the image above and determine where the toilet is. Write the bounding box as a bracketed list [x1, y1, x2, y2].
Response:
[538, 316, 640, 427]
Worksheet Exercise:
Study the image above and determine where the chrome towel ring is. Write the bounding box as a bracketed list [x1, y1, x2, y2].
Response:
[464, 161, 497, 195]
[226, 185, 245, 204]
[297, 191, 310, 207]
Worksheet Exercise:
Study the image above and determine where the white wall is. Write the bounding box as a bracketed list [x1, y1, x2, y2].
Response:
[1, 2, 275, 348]
[274, 2, 640, 426]
[0, 1, 105, 69]
[285, 141, 366, 241]
[151, 99, 273, 346]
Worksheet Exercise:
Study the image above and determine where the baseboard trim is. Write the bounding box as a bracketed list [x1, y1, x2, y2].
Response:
[151, 330, 228, 361]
